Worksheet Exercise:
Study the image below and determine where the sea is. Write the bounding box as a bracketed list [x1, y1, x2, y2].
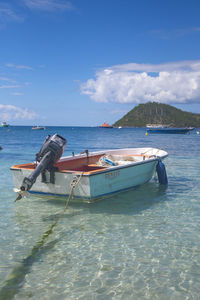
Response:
[0, 126, 200, 300]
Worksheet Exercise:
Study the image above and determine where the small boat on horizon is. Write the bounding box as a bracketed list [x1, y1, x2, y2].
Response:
[1, 121, 9, 127]
[99, 122, 113, 128]
[11, 134, 168, 202]
[32, 126, 46, 130]
[146, 124, 194, 134]
[146, 124, 168, 128]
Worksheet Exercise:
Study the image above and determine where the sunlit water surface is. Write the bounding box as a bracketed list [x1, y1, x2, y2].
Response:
[0, 126, 200, 299]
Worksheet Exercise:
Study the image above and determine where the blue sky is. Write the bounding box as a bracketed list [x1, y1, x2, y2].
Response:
[1, 0, 200, 126]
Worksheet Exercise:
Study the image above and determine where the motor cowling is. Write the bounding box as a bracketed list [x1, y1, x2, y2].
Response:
[35, 134, 66, 166]
[17, 134, 67, 198]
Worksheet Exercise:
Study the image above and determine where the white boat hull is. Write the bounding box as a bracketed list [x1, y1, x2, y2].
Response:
[11, 148, 168, 201]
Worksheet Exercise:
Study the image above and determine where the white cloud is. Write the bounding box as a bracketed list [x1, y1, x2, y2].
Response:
[0, 3, 23, 27]
[0, 85, 21, 89]
[0, 1, 74, 29]
[5, 63, 33, 70]
[150, 27, 200, 39]
[81, 61, 200, 105]
[23, 0, 74, 12]
[0, 76, 14, 82]
[10, 92, 24, 96]
[16, 65, 33, 70]
[0, 104, 37, 121]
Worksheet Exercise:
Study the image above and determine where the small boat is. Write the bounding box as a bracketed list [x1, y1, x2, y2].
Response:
[32, 126, 46, 130]
[146, 124, 168, 128]
[99, 122, 113, 128]
[0, 121, 9, 127]
[147, 127, 194, 134]
[197, 130, 200, 135]
[11, 134, 168, 202]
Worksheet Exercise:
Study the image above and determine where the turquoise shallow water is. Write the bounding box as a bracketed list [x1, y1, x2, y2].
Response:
[0, 126, 200, 299]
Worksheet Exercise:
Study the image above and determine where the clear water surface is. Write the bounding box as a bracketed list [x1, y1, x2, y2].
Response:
[0, 126, 200, 300]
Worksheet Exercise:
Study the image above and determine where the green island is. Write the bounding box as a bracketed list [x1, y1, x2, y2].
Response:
[113, 102, 200, 128]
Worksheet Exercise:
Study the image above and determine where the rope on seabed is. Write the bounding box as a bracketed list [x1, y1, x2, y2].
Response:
[0, 172, 84, 300]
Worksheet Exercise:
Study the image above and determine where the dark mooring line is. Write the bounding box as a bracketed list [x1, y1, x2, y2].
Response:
[0, 175, 77, 300]
[0, 219, 59, 300]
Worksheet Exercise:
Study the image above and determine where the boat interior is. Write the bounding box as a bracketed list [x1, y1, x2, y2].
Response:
[11, 152, 152, 175]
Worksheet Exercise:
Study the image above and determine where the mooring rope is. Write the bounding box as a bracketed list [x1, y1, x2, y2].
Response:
[0, 172, 84, 300]
[63, 172, 84, 212]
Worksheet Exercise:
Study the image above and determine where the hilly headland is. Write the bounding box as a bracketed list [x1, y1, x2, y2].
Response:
[113, 102, 200, 128]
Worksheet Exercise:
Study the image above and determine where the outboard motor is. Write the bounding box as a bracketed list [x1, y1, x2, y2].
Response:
[16, 134, 66, 201]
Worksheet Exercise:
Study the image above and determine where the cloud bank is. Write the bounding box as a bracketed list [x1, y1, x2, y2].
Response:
[0, 104, 37, 121]
[81, 61, 200, 105]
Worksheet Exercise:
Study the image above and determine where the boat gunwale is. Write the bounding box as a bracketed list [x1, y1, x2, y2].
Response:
[10, 153, 168, 176]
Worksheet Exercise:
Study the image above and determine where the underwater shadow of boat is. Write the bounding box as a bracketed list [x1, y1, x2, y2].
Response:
[31, 171, 195, 218]
[87, 174, 195, 216]
[85, 182, 169, 216]
[43, 181, 169, 217]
